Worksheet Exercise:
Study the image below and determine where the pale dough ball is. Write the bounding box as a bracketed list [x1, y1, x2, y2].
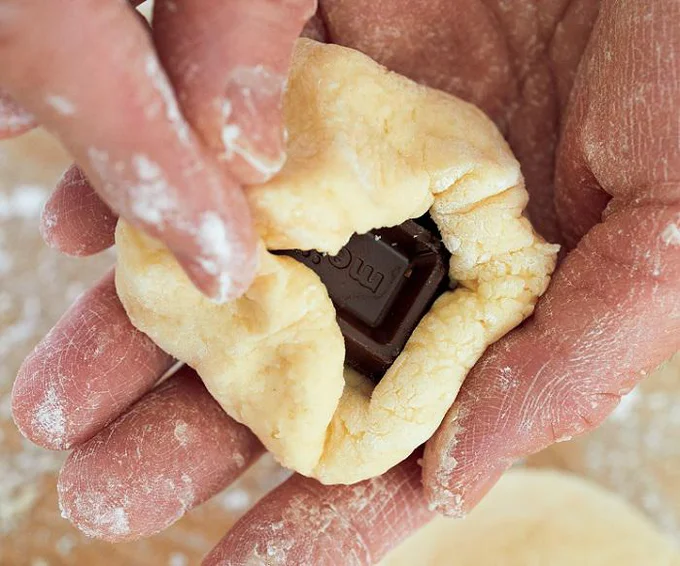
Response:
[380, 469, 680, 566]
[116, 39, 558, 484]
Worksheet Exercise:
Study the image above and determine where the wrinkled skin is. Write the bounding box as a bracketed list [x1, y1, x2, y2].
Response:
[5, 0, 679, 564]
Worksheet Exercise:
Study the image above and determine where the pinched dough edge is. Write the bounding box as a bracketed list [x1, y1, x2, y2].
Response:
[115, 40, 558, 484]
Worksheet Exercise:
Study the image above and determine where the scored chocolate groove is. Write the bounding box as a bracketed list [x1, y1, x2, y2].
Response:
[280, 219, 450, 382]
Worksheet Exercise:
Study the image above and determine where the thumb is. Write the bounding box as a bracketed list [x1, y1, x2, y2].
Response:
[422, 195, 680, 515]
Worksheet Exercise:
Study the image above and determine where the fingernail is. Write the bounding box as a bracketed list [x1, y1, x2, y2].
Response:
[220, 65, 287, 184]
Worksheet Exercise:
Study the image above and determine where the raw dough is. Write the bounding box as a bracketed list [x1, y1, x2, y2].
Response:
[379, 469, 680, 566]
[116, 39, 558, 484]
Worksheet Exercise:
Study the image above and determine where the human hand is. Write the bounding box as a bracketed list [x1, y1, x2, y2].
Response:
[10, 0, 680, 564]
[0, 0, 315, 302]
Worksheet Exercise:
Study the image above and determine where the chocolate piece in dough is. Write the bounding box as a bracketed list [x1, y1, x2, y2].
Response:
[282, 220, 449, 381]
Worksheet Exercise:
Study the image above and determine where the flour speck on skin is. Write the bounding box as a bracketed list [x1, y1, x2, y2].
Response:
[45, 94, 77, 116]
[221, 124, 242, 157]
[196, 212, 235, 302]
[42, 209, 58, 232]
[130, 154, 178, 226]
[86, 148, 114, 189]
[178, 473, 196, 510]
[660, 220, 680, 247]
[173, 420, 190, 447]
[222, 99, 233, 121]
[32, 384, 66, 445]
[144, 54, 191, 145]
[498, 366, 518, 391]
[87, 149, 180, 228]
[69, 491, 131, 538]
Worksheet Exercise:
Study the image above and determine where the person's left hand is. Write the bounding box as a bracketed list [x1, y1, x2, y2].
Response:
[8, 1, 679, 564]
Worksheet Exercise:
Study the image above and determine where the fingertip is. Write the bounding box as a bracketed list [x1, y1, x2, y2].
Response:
[422, 430, 510, 517]
[175, 208, 259, 304]
[11, 338, 74, 451]
[40, 165, 117, 256]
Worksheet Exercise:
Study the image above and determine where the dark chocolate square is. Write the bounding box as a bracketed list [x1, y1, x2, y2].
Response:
[281, 220, 449, 381]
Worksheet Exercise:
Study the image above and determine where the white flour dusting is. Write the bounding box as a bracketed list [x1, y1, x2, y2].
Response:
[220, 123, 242, 158]
[130, 154, 178, 226]
[498, 366, 519, 391]
[660, 220, 680, 247]
[32, 385, 66, 445]
[87, 148, 180, 228]
[196, 211, 234, 302]
[70, 491, 131, 538]
[144, 54, 191, 145]
[173, 420, 189, 447]
[45, 95, 77, 116]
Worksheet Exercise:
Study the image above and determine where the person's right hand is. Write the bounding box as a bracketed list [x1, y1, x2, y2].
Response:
[0, 0, 315, 302]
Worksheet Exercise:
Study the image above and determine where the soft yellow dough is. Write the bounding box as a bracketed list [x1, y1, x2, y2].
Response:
[115, 39, 558, 484]
[379, 469, 680, 566]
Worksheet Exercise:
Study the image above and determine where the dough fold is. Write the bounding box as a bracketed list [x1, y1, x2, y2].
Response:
[116, 39, 558, 483]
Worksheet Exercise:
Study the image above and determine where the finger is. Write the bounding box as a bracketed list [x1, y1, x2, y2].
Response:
[554, 0, 680, 249]
[0, 0, 257, 302]
[58, 367, 264, 542]
[0, 90, 36, 138]
[204, 454, 432, 566]
[12, 271, 174, 450]
[151, 0, 316, 184]
[40, 164, 118, 256]
[423, 203, 680, 516]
